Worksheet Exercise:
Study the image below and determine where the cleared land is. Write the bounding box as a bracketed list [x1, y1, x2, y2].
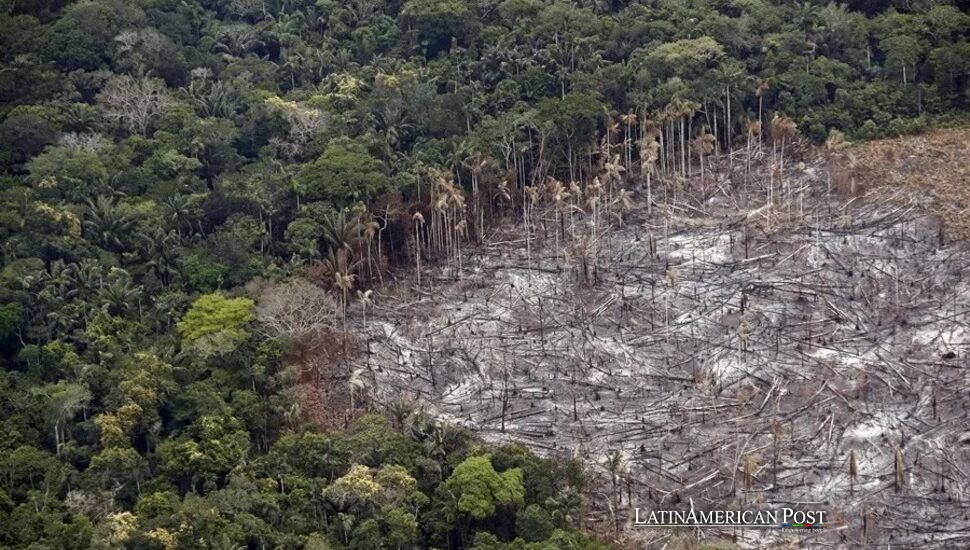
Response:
[343, 130, 970, 549]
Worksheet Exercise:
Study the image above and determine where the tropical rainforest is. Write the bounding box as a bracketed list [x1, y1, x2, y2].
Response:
[0, 0, 968, 548]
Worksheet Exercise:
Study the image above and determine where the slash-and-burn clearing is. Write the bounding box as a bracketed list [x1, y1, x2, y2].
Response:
[335, 130, 970, 549]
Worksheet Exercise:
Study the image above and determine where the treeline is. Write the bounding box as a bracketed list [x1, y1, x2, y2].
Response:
[0, 0, 968, 547]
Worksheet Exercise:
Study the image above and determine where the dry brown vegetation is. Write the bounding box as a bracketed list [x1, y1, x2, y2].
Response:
[282, 328, 364, 430]
[835, 128, 970, 240]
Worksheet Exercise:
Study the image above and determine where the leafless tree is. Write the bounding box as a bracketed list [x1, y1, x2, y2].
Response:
[255, 279, 339, 340]
[58, 132, 107, 152]
[265, 96, 329, 159]
[97, 75, 174, 136]
[113, 28, 174, 73]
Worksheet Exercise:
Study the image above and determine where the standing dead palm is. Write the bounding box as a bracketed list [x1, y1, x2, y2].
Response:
[619, 112, 637, 176]
[348, 367, 366, 415]
[755, 79, 770, 150]
[356, 289, 373, 328]
[523, 185, 539, 274]
[334, 271, 356, 331]
[464, 154, 488, 241]
[694, 126, 716, 185]
[770, 114, 799, 216]
[362, 218, 379, 281]
[412, 212, 425, 287]
[546, 177, 570, 264]
[640, 120, 661, 214]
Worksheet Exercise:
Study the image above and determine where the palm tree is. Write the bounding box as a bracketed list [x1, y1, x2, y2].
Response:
[135, 227, 178, 285]
[211, 24, 266, 60]
[549, 34, 576, 99]
[664, 98, 699, 179]
[33, 381, 92, 456]
[454, 219, 468, 277]
[694, 126, 716, 184]
[680, 99, 700, 178]
[463, 152, 488, 241]
[362, 218, 380, 281]
[348, 368, 366, 415]
[586, 178, 603, 279]
[546, 178, 570, 264]
[317, 246, 361, 330]
[268, 10, 305, 48]
[612, 188, 634, 225]
[374, 204, 396, 285]
[755, 79, 771, 149]
[386, 398, 415, 430]
[769, 114, 799, 211]
[603, 153, 625, 194]
[793, 1, 820, 36]
[567, 180, 582, 241]
[356, 289, 373, 328]
[334, 271, 356, 331]
[715, 61, 745, 163]
[640, 118, 661, 214]
[619, 112, 637, 176]
[183, 78, 241, 118]
[163, 195, 195, 240]
[97, 273, 143, 317]
[64, 102, 99, 132]
[85, 196, 134, 251]
[447, 183, 468, 277]
[662, 100, 678, 177]
[745, 119, 762, 184]
[523, 185, 539, 272]
[321, 209, 358, 253]
[412, 212, 425, 287]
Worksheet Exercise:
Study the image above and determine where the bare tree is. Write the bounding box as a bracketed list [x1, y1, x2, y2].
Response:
[113, 28, 174, 73]
[265, 96, 329, 159]
[255, 279, 338, 340]
[58, 132, 107, 152]
[97, 75, 174, 136]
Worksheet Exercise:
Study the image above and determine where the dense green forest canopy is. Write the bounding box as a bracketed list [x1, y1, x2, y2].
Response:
[0, 0, 968, 548]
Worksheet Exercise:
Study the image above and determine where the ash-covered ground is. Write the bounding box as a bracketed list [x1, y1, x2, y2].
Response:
[351, 158, 970, 549]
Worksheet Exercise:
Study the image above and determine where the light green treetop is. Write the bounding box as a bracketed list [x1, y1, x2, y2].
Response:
[177, 293, 255, 356]
[442, 455, 524, 520]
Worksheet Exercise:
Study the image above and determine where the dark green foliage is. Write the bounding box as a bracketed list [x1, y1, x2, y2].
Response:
[0, 114, 59, 167]
[516, 504, 555, 542]
[295, 139, 392, 207]
[0, 303, 23, 348]
[36, 0, 146, 71]
[401, 0, 478, 56]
